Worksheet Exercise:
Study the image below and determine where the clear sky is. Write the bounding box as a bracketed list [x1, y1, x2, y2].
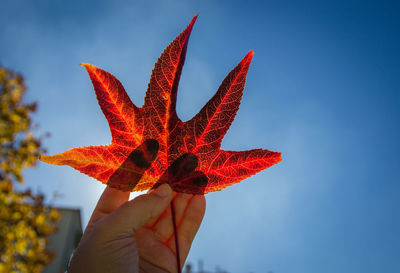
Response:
[2, 0, 399, 272]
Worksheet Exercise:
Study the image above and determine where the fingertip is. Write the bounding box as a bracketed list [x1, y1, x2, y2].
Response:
[151, 183, 173, 199]
[195, 194, 206, 202]
[191, 194, 206, 216]
[192, 193, 206, 205]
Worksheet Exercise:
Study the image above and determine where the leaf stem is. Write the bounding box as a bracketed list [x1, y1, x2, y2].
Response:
[170, 200, 181, 273]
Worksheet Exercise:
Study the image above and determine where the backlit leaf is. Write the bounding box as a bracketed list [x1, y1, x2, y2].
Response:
[41, 15, 282, 194]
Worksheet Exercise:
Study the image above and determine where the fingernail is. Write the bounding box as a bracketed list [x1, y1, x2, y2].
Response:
[153, 184, 172, 198]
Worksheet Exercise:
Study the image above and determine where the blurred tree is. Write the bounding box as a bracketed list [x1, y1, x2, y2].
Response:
[0, 67, 60, 273]
[184, 261, 230, 273]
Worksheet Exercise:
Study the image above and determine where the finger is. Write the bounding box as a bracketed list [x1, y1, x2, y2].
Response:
[85, 139, 159, 235]
[104, 184, 173, 234]
[169, 194, 206, 264]
[149, 193, 194, 242]
[84, 186, 130, 236]
[135, 228, 178, 273]
[144, 192, 178, 228]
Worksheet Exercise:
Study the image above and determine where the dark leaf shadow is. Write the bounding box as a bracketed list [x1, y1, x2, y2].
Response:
[107, 139, 208, 194]
[107, 139, 159, 191]
[152, 153, 208, 195]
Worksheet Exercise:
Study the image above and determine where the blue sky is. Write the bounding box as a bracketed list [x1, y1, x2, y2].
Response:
[2, 0, 399, 272]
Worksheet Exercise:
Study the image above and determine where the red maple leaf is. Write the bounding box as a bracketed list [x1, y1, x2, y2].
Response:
[40, 15, 282, 194]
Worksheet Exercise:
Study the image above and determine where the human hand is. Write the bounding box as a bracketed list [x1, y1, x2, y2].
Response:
[69, 139, 207, 273]
[68, 184, 205, 273]
[68, 184, 206, 273]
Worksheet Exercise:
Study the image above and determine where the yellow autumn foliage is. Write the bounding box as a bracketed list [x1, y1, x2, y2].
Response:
[0, 67, 60, 273]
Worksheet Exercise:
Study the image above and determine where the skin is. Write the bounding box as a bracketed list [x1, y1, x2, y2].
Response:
[68, 184, 206, 273]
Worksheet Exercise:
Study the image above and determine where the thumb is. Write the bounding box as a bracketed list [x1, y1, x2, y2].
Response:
[103, 184, 173, 234]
